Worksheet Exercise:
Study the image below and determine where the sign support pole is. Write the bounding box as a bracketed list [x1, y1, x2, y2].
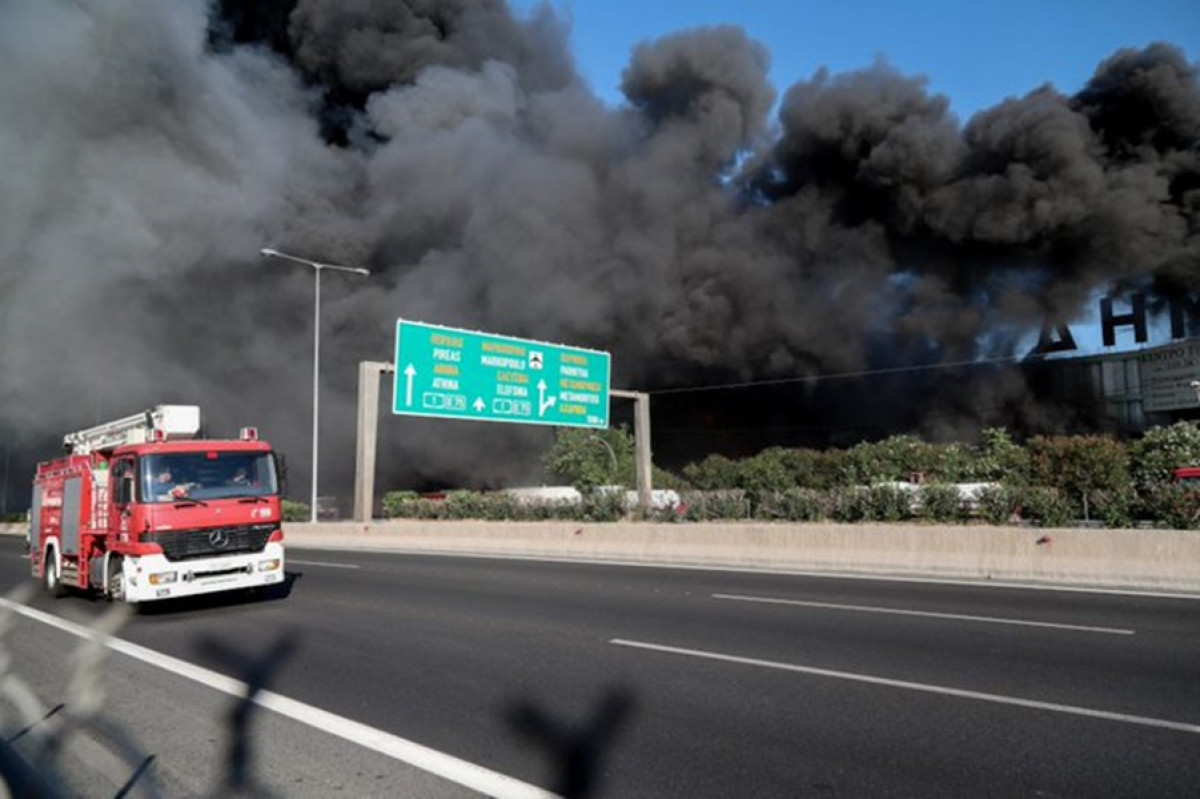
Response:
[612, 390, 652, 512]
[354, 361, 393, 522]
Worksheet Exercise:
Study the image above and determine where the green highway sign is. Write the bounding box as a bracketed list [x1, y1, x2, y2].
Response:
[392, 319, 611, 428]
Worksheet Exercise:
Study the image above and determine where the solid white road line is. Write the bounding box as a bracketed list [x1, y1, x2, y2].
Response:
[1, 598, 555, 799]
[712, 594, 1136, 635]
[610, 638, 1200, 735]
[287, 559, 361, 569]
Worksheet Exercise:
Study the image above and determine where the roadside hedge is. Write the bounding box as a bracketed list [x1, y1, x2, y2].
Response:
[373, 423, 1200, 529]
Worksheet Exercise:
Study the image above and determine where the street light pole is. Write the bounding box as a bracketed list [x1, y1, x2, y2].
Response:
[589, 435, 619, 481]
[1, 442, 9, 517]
[260, 248, 370, 522]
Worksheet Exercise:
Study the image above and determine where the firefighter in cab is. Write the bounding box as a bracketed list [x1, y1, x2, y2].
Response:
[152, 467, 191, 500]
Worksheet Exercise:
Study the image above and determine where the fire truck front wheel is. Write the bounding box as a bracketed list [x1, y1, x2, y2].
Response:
[107, 558, 125, 602]
[42, 551, 65, 599]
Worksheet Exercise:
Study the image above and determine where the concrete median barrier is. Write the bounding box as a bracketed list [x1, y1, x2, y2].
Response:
[282, 520, 1200, 593]
[5, 520, 1195, 593]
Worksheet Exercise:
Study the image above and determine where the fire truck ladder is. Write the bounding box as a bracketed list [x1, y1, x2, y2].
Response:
[91, 466, 110, 528]
[62, 405, 201, 455]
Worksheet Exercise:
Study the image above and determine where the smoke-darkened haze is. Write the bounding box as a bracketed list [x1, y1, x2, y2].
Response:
[1, 0, 1197, 502]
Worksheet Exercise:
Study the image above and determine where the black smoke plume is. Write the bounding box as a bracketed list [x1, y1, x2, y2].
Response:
[1, 0, 1197, 505]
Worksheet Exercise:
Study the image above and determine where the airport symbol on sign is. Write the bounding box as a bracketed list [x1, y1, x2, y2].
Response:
[392, 319, 611, 428]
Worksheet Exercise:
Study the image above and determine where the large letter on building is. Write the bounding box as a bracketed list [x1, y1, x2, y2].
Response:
[1101, 294, 1147, 347]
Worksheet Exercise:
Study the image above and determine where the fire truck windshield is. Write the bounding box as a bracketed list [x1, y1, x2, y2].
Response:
[140, 452, 278, 503]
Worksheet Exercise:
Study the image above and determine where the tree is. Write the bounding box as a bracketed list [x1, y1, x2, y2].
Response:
[976, 427, 1026, 483]
[847, 435, 934, 483]
[542, 426, 635, 493]
[1026, 435, 1131, 521]
[737, 448, 795, 494]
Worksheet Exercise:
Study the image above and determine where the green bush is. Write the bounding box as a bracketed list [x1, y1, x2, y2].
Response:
[976, 484, 1019, 525]
[677, 491, 751, 521]
[827, 486, 869, 523]
[633, 502, 689, 523]
[1128, 421, 1200, 494]
[864, 484, 912, 522]
[1090, 488, 1136, 529]
[382, 491, 459, 519]
[1138, 484, 1200, 530]
[1026, 435, 1131, 520]
[976, 428, 1027, 483]
[819, 449, 860, 488]
[512, 498, 578, 521]
[846, 436, 926, 483]
[754, 488, 825, 521]
[651, 465, 689, 491]
[579, 491, 626, 522]
[444, 491, 517, 520]
[382, 491, 419, 518]
[382, 489, 631, 522]
[368, 422, 1200, 527]
[682, 455, 741, 491]
[917, 483, 969, 523]
[678, 431, 1035, 496]
[736, 449, 796, 495]
[282, 499, 310, 522]
[777, 448, 842, 490]
[1016, 487, 1075, 528]
[930, 443, 980, 483]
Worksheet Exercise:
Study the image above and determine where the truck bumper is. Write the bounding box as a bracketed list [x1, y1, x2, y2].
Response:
[119, 543, 285, 603]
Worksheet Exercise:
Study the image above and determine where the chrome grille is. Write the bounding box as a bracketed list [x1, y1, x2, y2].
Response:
[142, 524, 275, 562]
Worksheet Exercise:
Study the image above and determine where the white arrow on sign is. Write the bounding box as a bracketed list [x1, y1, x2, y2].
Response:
[404, 364, 417, 406]
[474, 397, 486, 412]
[537, 379, 557, 416]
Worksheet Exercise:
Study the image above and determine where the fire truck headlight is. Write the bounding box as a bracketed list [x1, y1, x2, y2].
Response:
[149, 571, 178, 585]
[258, 559, 281, 572]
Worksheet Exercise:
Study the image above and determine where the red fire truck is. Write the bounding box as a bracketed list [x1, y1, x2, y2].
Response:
[30, 405, 285, 603]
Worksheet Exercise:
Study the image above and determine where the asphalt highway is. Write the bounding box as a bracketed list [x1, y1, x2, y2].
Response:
[3, 536, 1199, 797]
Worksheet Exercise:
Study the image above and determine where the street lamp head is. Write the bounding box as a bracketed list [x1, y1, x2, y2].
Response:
[261, 247, 369, 276]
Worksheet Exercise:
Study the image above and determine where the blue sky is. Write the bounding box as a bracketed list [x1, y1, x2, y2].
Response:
[509, 1, 1199, 357]
[515, 0, 1200, 122]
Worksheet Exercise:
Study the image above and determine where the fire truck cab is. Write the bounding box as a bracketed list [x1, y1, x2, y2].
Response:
[30, 405, 285, 604]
